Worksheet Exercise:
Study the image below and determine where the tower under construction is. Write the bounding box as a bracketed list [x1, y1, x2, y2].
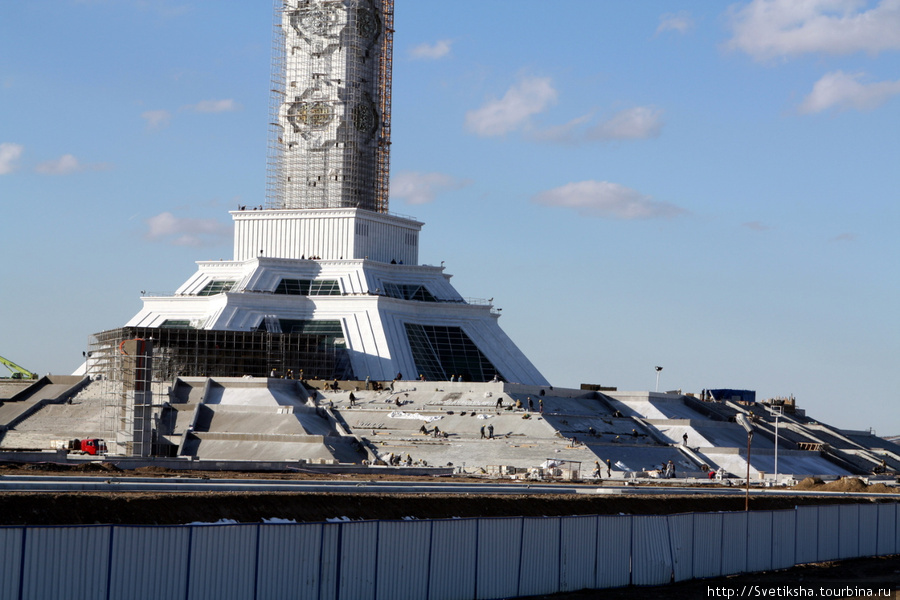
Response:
[88, 0, 547, 435]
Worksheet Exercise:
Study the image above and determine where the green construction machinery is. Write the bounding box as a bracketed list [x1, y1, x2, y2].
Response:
[0, 355, 37, 380]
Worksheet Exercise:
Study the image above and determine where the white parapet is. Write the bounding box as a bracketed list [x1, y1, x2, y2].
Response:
[232, 208, 421, 264]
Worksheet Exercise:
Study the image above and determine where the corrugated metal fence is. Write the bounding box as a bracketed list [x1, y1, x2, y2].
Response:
[1, 503, 897, 600]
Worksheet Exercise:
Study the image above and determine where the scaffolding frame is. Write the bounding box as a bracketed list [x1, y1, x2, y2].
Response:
[88, 327, 353, 382]
[88, 326, 355, 456]
[374, 0, 393, 213]
[266, 0, 392, 213]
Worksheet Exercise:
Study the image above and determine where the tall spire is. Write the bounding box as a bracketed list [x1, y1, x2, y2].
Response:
[266, 0, 391, 213]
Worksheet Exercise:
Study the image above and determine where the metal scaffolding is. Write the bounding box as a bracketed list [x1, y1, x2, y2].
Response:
[87, 326, 355, 456]
[88, 327, 353, 383]
[88, 336, 159, 457]
[266, 0, 392, 213]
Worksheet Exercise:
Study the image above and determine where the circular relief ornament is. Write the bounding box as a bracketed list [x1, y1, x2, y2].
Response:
[291, 6, 340, 38]
[356, 8, 380, 40]
[352, 99, 378, 137]
[288, 101, 334, 131]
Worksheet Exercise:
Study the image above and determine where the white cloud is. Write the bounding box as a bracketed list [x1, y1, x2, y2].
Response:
[390, 171, 470, 205]
[530, 106, 664, 144]
[727, 0, 900, 60]
[533, 181, 687, 220]
[142, 109, 172, 130]
[35, 154, 81, 175]
[183, 99, 241, 113]
[657, 11, 694, 34]
[465, 76, 558, 137]
[799, 70, 900, 113]
[144, 211, 231, 247]
[588, 106, 664, 141]
[0, 143, 24, 175]
[410, 39, 453, 60]
[34, 154, 111, 175]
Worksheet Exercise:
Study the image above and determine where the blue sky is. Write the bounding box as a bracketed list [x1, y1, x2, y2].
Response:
[1, 1, 898, 433]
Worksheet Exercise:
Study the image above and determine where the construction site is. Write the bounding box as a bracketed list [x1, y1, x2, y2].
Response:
[2, 333, 898, 486]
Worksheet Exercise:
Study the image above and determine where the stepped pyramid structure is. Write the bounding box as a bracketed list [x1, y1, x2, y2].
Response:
[116, 0, 547, 387]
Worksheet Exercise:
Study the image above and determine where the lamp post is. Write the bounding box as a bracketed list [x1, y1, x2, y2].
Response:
[737, 414, 755, 511]
[654, 366, 663, 393]
[774, 413, 781, 484]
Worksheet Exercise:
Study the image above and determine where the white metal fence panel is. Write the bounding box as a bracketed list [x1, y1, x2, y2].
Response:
[0, 527, 23, 600]
[858, 504, 878, 559]
[720, 512, 748, 575]
[746, 511, 774, 573]
[838, 504, 860, 559]
[631, 515, 673, 586]
[337, 520, 378, 600]
[428, 518, 477, 600]
[109, 525, 190, 600]
[187, 523, 258, 600]
[667, 513, 693, 582]
[518, 517, 561, 597]
[876, 503, 897, 556]
[817, 505, 841, 562]
[595, 515, 632, 589]
[559, 516, 597, 592]
[692, 512, 723, 579]
[256, 523, 324, 600]
[476, 517, 523, 600]
[21, 525, 111, 600]
[318, 523, 341, 600]
[376, 520, 431, 600]
[8, 501, 897, 600]
[795, 505, 819, 564]
[770, 510, 796, 570]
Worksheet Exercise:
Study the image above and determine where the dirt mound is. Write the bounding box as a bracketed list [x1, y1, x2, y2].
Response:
[132, 466, 177, 475]
[821, 477, 870, 492]
[793, 476, 825, 490]
[866, 482, 897, 494]
[793, 477, 898, 494]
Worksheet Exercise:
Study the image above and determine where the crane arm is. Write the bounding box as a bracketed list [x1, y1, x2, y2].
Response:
[0, 355, 37, 379]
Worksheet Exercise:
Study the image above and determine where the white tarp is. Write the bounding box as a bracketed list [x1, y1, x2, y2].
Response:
[387, 411, 443, 423]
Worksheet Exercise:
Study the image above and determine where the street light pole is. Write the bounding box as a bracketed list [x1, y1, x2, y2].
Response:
[737, 414, 755, 512]
[655, 366, 663, 393]
[774, 414, 780, 484]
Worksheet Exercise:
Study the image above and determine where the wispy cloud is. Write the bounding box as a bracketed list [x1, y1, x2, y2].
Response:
[410, 39, 453, 60]
[144, 211, 231, 247]
[657, 11, 694, 35]
[727, 0, 900, 61]
[588, 106, 664, 141]
[34, 154, 112, 175]
[465, 76, 558, 137]
[799, 70, 900, 113]
[0, 143, 24, 175]
[182, 99, 241, 113]
[530, 106, 664, 144]
[390, 171, 470, 205]
[142, 109, 172, 130]
[533, 181, 688, 220]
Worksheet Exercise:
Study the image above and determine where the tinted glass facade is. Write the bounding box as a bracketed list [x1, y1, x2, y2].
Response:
[404, 323, 502, 382]
[274, 279, 341, 296]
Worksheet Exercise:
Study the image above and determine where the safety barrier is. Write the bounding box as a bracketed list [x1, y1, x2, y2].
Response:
[0, 503, 897, 600]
